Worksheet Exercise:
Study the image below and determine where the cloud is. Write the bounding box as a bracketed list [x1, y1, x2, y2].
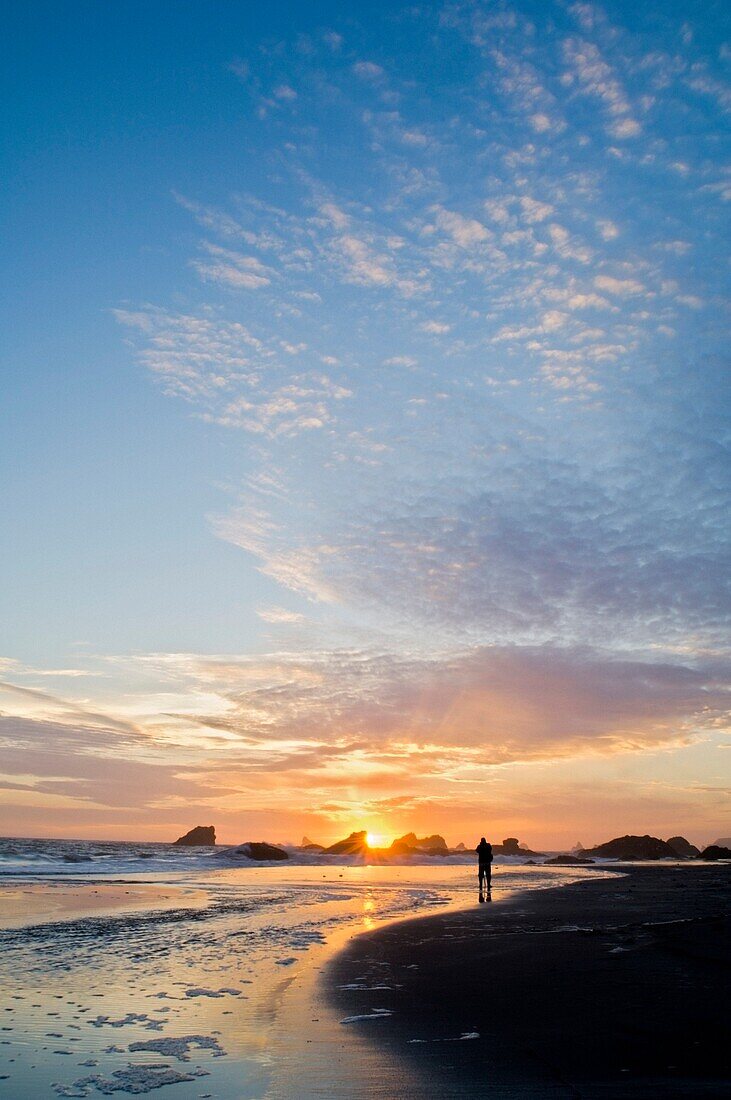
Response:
[353, 61, 384, 80]
[432, 206, 491, 246]
[594, 274, 645, 296]
[383, 356, 418, 367]
[520, 197, 554, 223]
[566, 292, 611, 309]
[548, 223, 593, 263]
[562, 37, 641, 139]
[115, 307, 351, 437]
[89, 645, 730, 768]
[256, 607, 306, 623]
[529, 112, 554, 132]
[95, 0, 730, 846]
[192, 244, 273, 289]
[609, 117, 642, 138]
[273, 84, 297, 101]
[596, 219, 619, 240]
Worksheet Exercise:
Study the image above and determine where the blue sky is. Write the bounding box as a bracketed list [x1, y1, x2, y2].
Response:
[1, 1, 729, 845]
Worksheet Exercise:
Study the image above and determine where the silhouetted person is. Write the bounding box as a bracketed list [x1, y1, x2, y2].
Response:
[476, 837, 493, 895]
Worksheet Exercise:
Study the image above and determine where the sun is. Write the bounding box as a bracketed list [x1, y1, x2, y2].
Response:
[366, 832, 380, 848]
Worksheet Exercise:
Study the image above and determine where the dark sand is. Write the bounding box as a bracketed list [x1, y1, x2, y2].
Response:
[327, 865, 731, 1098]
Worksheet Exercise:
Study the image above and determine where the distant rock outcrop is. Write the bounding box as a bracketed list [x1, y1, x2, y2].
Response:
[584, 834, 675, 860]
[300, 836, 324, 850]
[234, 842, 288, 861]
[666, 836, 700, 858]
[544, 854, 595, 865]
[173, 825, 216, 846]
[700, 845, 731, 860]
[454, 842, 467, 852]
[389, 832, 449, 856]
[324, 830, 369, 856]
[493, 837, 543, 857]
[712, 837, 731, 848]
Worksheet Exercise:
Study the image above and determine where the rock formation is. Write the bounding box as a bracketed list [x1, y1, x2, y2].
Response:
[389, 832, 449, 856]
[454, 842, 467, 852]
[173, 825, 216, 846]
[712, 837, 731, 848]
[300, 836, 324, 850]
[234, 842, 288, 861]
[700, 845, 731, 860]
[493, 837, 543, 857]
[544, 854, 595, 865]
[324, 830, 369, 856]
[666, 835, 700, 858]
[584, 834, 675, 860]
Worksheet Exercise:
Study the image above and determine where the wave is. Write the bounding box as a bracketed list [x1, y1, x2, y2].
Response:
[0, 836, 620, 877]
[0, 837, 222, 877]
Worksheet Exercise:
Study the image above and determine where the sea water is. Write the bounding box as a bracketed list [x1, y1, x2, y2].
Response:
[0, 838, 603, 1099]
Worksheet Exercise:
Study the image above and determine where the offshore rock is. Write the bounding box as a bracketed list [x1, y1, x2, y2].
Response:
[325, 830, 369, 856]
[390, 833, 449, 855]
[173, 825, 216, 846]
[666, 836, 700, 858]
[235, 842, 289, 861]
[700, 845, 731, 860]
[494, 837, 544, 857]
[545, 854, 595, 865]
[584, 834, 675, 860]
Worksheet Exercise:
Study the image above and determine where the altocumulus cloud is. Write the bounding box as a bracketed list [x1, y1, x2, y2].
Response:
[104, 0, 731, 821]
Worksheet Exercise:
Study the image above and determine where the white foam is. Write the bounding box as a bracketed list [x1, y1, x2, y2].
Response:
[127, 1035, 225, 1062]
[340, 1009, 393, 1024]
[52, 1062, 207, 1096]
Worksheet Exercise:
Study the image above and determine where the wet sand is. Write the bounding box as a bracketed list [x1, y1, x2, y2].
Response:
[0, 880, 208, 928]
[326, 865, 731, 1098]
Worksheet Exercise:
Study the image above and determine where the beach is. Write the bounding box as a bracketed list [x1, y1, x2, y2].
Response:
[1, 846, 728, 1098]
[0, 842, 599, 1098]
[325, 864, 731, 1098]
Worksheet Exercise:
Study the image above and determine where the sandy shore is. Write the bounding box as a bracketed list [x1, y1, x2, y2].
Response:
[326, 865, 731, 1098]
[0, 880, 209, 928]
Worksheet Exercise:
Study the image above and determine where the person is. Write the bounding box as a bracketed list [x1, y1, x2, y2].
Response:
[476, 837, 493, 892]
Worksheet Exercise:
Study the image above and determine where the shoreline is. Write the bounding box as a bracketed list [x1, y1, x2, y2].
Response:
[321, 864, 731, 1098]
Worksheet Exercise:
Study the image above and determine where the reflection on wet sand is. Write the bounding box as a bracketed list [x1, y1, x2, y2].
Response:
[0, 864, 599, 1098]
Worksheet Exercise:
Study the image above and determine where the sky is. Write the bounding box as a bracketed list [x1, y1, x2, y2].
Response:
[1, 0, 729, 849]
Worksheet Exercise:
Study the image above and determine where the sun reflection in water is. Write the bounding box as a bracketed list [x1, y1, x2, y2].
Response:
[362, 896, 375, 929]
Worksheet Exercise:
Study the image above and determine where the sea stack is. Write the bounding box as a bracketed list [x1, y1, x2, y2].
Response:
[700, 845, 731, 860]
[584, 834, 675, 860]
[234, 842, 289, 861]
[324, 830, 369, 856]
[173, 825, 216, 846]
[666, 835, 700, 858]
[389, 832, 449, 855]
